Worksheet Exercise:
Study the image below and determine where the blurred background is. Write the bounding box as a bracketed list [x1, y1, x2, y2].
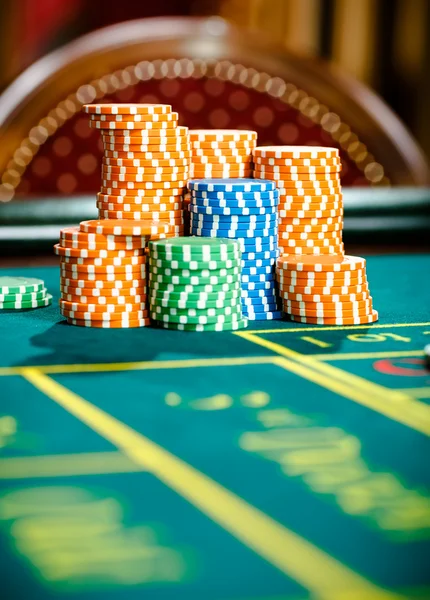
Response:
[1, 0, 429, 158]
[0, 0, 429, 253]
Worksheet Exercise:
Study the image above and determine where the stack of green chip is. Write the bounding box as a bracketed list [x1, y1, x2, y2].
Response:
[148, 238, 248, 331]
[0, 277, 52, 310]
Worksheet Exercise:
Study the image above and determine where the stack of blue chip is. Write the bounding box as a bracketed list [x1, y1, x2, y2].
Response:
[187, 178, 283, 321]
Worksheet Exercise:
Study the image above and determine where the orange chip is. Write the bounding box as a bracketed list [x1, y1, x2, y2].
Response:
[60, 277, 145, 289]
[83, 103, 172, 115]
[253, 165, 341, 174]
[103, 156, 191, 167]
[60, 255, 146, 266]
[98, 210, 183, 223]
[96, 202, 182, 213]
[277, 255, 366, 272]
[60, 297, 148, 311]
[284, 298, 372, 311]
[189, 129, 257, 142]
[277, 223, 342, 233]
[279, 282, 369, 295]
[253, 145, 340, 160]
[100, 125, 188, 136]
[61, 307, 149, 320]
[102, 165, 189, 176]
[102, 144, 190, 154]
[60, 262, 147, 274]
[277, 230, 342, 240]
[100, 180, 187, 190]
[287, 310, 378, 325]
[279, 201, 343, 212]
[253, 156, 341, 167]
[254, 169, 340, 181]
[281, 291, 370, 303]
[278, 193, 343, 204]
[90, 112, 178, 123]
[79, 219, 171, 236]
[102, 170, 188, 182]
[103, 148, 189, 158]
[89, 120, 179, 130]
[60, 291, 147, 303]
[190, 140, 256, 149]
[66, 317, 151, 328]
[285, 305, 373, 318]
[54, 244, 144, 258]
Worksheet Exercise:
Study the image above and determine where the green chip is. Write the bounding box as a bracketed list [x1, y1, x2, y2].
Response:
[150, 307, 242, 324]
[148, 256, 241, 271]
[155, 318, 248, 332]
[149, 281, 240, 294]
[149, 272, 240, 286]
[0, 288, 48, 303]
[149, 265, 241, 279]
[0, 293, 53, 310]
[150, 298, 242, 312]
[149, 289, 241, 303]
[149, 237, 240, 255]
[149, 293, 241, 310]
[0, 276, 45, 294]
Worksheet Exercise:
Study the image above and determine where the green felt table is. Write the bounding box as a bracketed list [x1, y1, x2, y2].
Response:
[0, 254, 429, 600]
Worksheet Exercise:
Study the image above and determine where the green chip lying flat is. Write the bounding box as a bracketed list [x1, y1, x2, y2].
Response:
[0, 288, 48, 303]
[0, 293, 53, 310]
[0, 276, 45, 294]
[155, 318, 248, 332]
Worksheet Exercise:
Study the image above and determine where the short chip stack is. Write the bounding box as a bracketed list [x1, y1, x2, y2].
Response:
[189, 130, 256, 180]
[56, 219, 172, 328]
[83, 103, 190, 234]
[253, 146, 344, 256]
[188, 178, 283, 321]
[0, 277, 52, 310]
[277, 255, 378, 325]
[148, 238, 248, 331]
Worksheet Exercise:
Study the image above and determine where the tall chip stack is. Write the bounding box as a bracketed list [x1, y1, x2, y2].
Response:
[186, 130, 257, 230]
[252, 145, 377, 325]
[188, 179, 283, 321]
[83, 103, 190, 234]
[56, 220, 171, 328]
[253, 146, 344, 257]
[148, 238, 247, 331]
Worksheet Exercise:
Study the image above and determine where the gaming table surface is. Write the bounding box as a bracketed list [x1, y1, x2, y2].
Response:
[0, 254, 429, 600]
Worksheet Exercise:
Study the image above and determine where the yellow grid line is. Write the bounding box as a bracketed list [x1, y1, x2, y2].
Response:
[20, 367, 404, 600]
[310, 350, 425, 361]
[245, 322, 430, 334]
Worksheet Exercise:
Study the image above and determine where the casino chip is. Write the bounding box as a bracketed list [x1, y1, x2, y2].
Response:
[253, 146, 344, 257]
[148, 238, 247, 331]
[0, 277, 52, 310]
[277, 255, 378, 324]
[187, 178, 283, 321]
[83, 103, 190, 232]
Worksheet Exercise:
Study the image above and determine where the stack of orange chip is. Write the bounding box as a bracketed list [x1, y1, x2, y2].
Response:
[83, 103, 190, 235]
[189, 130, 257, 180]
[253, 146, 344, 256]
[276, 255, 378, 325]
[56, 219, 173, 328]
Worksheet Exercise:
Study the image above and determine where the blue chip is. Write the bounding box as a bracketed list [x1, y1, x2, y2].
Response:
[241, 265, 274, 275]
[242, 297, 279, 308]
[190, 211, 278, 223]
[191, 197, 279, 209]
[237, 241, 278, 252]
[243, 311, 284, 321]
[188, 178, 276, 192]
[190, 220, 278, 232]
[241, 272, 275, 283]
[241, 249, 279, 261]
[241, 280, 278, 291]
[190, 227, 277, 239]
[189, 204, 278, 216]
[191, 189, 279, 200]
[241, 288, 278, 299]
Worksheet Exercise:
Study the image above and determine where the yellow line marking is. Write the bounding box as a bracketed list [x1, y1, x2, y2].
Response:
[236, 332, 430, 436]
[300, 336, 332, 348]
[311, 351, 425, 361]
[0, 356, 274, 377]
[21, 367, 402, 600]
[244, 322, 430, 334]
[0, 451, 145, 479]
[399, 388, 430, 399]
